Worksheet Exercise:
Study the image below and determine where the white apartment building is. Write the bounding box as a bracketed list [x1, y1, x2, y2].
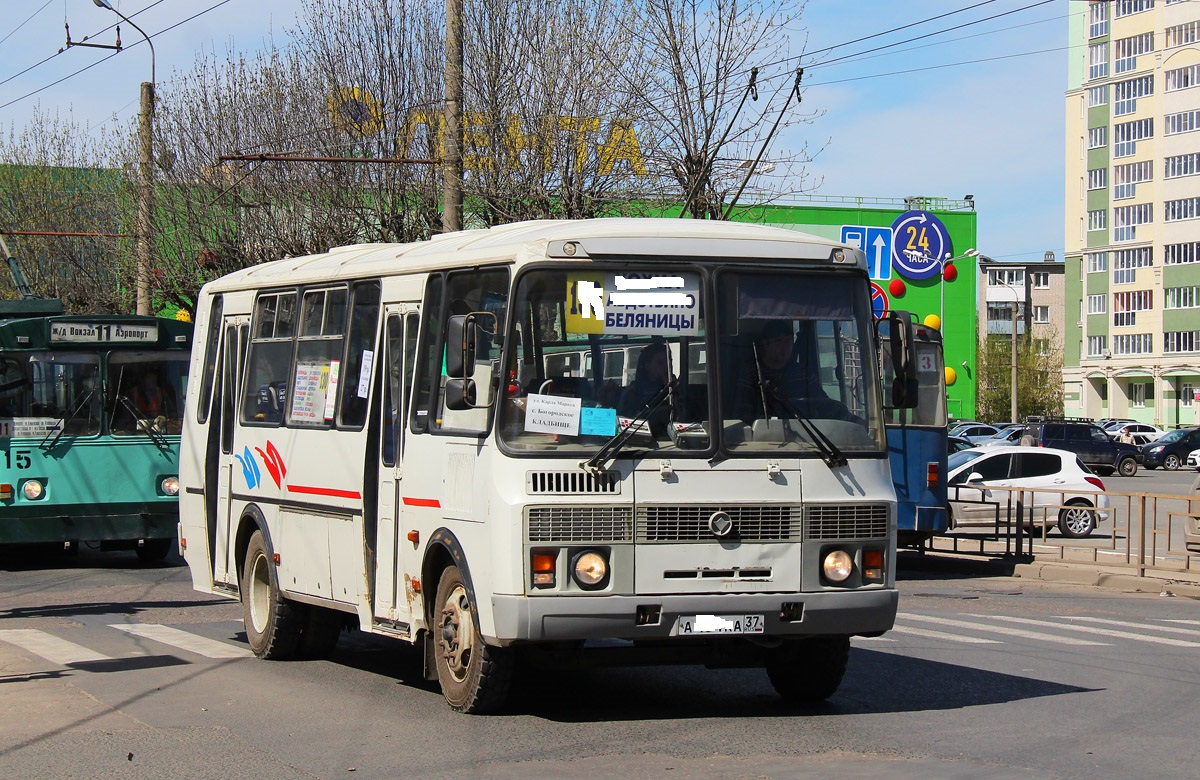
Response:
[1064, 0, 1200, 428]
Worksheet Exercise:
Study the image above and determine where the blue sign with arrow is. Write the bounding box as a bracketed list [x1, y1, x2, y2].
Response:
[840, 225, 893, 280]
[890, 210, 953, 281]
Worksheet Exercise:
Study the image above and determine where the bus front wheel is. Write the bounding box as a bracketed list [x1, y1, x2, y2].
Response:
[766, 636, 850, 703]
[432, 565, 513, 714]
[241, 530, 303, 660]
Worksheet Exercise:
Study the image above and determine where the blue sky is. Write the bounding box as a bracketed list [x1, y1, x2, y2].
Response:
[1, 1, 1074, 262]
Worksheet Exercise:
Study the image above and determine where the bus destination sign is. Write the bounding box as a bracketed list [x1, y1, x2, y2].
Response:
[49, 322, 159, 344]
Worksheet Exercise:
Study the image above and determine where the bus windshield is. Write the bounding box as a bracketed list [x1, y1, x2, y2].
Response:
[498, 266, 881, 456]
[108, 353, 189, 436]
[1, 352, 101, 436]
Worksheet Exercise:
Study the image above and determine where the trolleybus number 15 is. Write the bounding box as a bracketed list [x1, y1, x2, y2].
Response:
[2, 449, 32, 469]
[677, 614, 765, 635]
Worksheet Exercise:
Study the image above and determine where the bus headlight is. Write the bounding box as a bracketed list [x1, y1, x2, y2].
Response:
[22, 480, 45, 500]
[571, 550, 609, 590]
[822, 549, 853, 583]
[161, 476, 180, 496]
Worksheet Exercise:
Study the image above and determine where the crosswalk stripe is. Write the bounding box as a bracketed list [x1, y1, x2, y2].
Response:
[889, 625, 1001, 644]
[1058, 615, 1200, 638]
[109, 624, 251, 659]
[0, 629, 113, 665]
[900, 613, 1108, 646]
[970, 614, 1200, 648]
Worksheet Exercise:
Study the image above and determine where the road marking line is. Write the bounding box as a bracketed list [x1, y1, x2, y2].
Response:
[901, 613, 1108, 646]
[1057, 615, 1200, 638]
[109, 624, 251, 659]
[0, 629, 112, 665]
[969, 614, 1200, 648]
[853, 636, 896, 642]
[890, 625, 1001, 644]
[1163, 619, 1200, 626]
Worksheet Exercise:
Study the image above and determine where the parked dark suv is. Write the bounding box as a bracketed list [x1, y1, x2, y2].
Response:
[1022, 418, 1141, 476]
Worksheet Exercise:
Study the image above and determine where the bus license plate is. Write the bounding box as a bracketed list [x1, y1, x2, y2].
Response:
[676, 614, 765, 635]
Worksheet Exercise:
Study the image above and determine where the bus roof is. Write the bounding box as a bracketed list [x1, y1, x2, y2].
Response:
[199, 218, 860, 294]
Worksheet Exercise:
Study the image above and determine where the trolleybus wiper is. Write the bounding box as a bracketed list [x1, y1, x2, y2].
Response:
[38, 389, 93, 451]
[581, 378, 677, 474]
[760, 379, 848, 468]
[115, 394, 171, 451]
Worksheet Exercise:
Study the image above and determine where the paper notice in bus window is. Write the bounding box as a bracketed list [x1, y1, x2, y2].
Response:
[524, 393, 581, 435]
[566, 272, 700, 337]
[324, 361, 341, 420]
[580, 406, 618, 436]
[291, 362, 329, 421]
[356, 350, 374, 399]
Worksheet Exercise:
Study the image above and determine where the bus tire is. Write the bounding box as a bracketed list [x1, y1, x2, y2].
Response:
[766, 636, 850, 703]
[241, 530, 303, 660]
[432, 565, 513, 714]
[135, 538, 172, 563]
[298, 606, 344, 660]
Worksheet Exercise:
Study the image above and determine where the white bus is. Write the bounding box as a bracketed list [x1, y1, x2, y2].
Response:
[179, 218, 921, 713]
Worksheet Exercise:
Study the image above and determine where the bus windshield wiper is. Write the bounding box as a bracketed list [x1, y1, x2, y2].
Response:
[116, 394, 171, 451]
[39, 389, 93, 451]
[760, 379, 848, 468]
[582, 378, 676, 474]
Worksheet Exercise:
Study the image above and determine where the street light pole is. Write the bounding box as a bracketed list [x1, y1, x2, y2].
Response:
[93, 0, 154, 316]
[1011, 298, 1019, 424]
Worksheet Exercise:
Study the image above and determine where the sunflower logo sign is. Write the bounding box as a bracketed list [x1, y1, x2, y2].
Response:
[235, 441, 287, 490]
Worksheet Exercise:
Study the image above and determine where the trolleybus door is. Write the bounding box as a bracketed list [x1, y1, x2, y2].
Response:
[375, 306, 420, 625]
[213, 316, 249, 587]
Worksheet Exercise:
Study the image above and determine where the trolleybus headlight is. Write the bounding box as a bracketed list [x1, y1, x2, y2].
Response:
[571, 550, 609, 590]
[822, 549, 853, 583]
[22, 480, 45, 500]
[161, 476, 180, 496]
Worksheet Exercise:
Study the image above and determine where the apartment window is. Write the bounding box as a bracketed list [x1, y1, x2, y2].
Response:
[1114, 75, 1152, 116]
[1113, 333, 1153, 355]
[1088, 126, 1108, 149]
[1166, 21, 1200, 48]
[1113, 246, 1152, 283]
[1031, 271, 1050, 289]
[1114, 34, 1154, 75]
[988, 269, 1025, 287]
[1165, 197, 1200, 222]
[1113, 290, 1152, 326]
[1090, 1, 1110, 37]
[1165, 242, 1200, 265]
[1130, 382, 1151, 408]
[1113, 204, 1152, 242]
[1089, 42, 1110, 80]
[1089, 210, 1108, 232]
[1032, 305, 1050, 324]
[1114, 160, 1152, 199]
[1113, 118, 1153, 158]
[1165, 153, 1200, 179]
[1165, 109, 1200, 135]
[1166, 286, 1200, 308]
[1166, 64, 1200, 92]
[1183, 382, 1195, 407]
[1088, 168, 1108, 190]
[1087, 252, 1109, 273]
[1088, 294, 1107, 314]
[987, 302, 1018, 324]
[1089, 85, 1109, 107]
[1115, 0, 1154, 18]
[1088, 335, 1109, 357]
[1165, 332, 1200, 353]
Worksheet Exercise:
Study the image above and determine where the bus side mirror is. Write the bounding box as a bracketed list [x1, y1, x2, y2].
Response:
[445, 378, 476, 410]
[879, 312, 919, 409]
[445, 315, 474, 379]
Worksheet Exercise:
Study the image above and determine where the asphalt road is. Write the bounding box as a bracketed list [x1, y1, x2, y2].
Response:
[1, 547, 1198, 780]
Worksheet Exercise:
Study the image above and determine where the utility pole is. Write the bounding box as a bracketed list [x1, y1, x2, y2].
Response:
[1011, 300, 1019, 423]
[442, 0, 464, 233]
[136, 80, 154, 315]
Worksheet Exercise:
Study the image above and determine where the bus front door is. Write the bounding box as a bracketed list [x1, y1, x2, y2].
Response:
[213, 316, 248, 589]
[374, 307, 420, 630]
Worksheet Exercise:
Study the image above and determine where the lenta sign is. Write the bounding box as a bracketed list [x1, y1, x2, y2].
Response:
[330, 90, 648, 175]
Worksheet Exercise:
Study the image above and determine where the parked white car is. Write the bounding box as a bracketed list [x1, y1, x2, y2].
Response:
[975, 424, 1026, 447]
[1104, 422, 1166, 442]
[1187, 448, 1200, 470]
[947, 446, 1110, 538]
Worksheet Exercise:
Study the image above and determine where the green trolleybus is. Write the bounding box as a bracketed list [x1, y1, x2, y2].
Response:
[0, 299, 193, 561]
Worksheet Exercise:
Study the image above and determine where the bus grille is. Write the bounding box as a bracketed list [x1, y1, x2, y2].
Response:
[804, 504, 889, 540]
[526, 506, 633, 542]
[526, 470, 620, 495]
[636, 505, 802, 542]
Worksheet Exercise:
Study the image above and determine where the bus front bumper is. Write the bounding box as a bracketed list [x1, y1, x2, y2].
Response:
[490, 588, 898, 643]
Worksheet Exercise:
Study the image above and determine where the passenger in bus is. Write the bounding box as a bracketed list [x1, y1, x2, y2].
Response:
[734, 320, 857, 424]
[134, 370, 168, 417]
[618, 342, 672, 434]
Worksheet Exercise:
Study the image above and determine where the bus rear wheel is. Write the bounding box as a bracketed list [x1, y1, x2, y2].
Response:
[432, 565, 513, 714]
[766, 636, 850, 703]
[241, 530, 303, 660]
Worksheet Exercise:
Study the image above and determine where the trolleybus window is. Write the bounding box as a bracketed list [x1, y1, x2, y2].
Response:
[1, 352, 100, 436]
[108, 353, 188, 435]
